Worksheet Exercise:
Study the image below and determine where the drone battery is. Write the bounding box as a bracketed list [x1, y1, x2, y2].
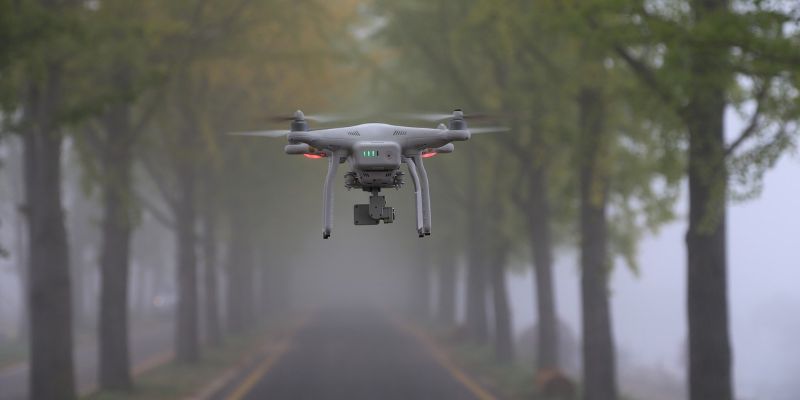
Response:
[354, 204, 379, 225]
[353, 142, 401, 171]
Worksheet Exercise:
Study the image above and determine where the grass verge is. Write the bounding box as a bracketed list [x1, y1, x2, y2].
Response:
[443, 340, 541, 400]
[428, 327, 641, 400]
[82, 326, 279, 400]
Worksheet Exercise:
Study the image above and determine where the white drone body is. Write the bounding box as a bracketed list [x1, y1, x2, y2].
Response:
[233, 109, 504, 238]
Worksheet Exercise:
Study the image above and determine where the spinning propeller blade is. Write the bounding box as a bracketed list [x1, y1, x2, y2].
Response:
[470, 126, 510, 134]
[227, 129, 290, 138]
[398, 112, 453, 122]
[397, 111, 498, 122]
[267, 112, 351, 124]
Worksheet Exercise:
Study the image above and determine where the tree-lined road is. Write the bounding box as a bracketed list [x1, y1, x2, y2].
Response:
[212, 309, 490, 400]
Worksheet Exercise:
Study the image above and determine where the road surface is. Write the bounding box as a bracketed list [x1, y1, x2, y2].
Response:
[212, 309, 491, 400]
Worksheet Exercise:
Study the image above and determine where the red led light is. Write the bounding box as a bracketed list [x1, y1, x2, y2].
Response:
[303, 153, 324, 159]
[421, 152, 437, 158]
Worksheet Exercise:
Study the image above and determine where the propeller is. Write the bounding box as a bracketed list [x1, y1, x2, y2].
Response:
[470, 126, 510, 134]
[226, 129, 290, 138]
[266, 111, 351, 124]
[396, 110, 499, 122]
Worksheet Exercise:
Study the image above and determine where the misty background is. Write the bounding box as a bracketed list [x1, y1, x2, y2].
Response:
[1, 1, 798, 400]
[1, 110, 798, 399]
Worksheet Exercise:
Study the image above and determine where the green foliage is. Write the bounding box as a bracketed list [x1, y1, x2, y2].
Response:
[599, 0, 800, 204]
[372, 0, 798, 273]
[372, 0, 686, 274]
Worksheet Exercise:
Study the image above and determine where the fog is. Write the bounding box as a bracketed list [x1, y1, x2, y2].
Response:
[508, 152, 800, 400]
[503, 116, 800, 400]
[0, 116, 798, 400]
[1, 1, 798, 400]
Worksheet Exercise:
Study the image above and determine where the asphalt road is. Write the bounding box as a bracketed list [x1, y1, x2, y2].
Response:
[214, 309, 487, 400]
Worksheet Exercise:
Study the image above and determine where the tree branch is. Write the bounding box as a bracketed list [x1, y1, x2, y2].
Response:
[132, 91, 165, 136]
[138, 151, 179, 210]
[82, 120, 106, 158]
[613, 44, 676, 109]
[136, 191, 175, 230]
[725, 79, 771, 158]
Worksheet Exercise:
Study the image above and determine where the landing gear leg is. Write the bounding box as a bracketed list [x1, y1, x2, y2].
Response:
[322, 152, 339, 239]
[413, 155, 432, 236]
[404, 157, 425, 237]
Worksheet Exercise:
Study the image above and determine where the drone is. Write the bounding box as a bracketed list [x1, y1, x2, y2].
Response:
[230, 109, 506, 239]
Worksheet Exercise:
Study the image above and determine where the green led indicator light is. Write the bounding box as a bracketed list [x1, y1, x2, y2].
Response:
[363, 150, 378, 157]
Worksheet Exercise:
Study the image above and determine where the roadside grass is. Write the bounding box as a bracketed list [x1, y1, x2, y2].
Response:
[82, 326, 277, 400]
[0, 318, 167, 372]
[429, 326, 639, 400]
[0, 339, 27, 369]
[440, 338, 541, 400]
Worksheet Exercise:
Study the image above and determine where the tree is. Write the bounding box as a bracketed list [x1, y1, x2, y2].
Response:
[224, 194, 256, 334]
[464, 1, 571, 369]
[485, 147, 518, 363]
[606, 2, 799, 398]
[71, 1, 184, 382]
[22, 69, 77, 400]
[377, 0, 571, 361]
[576, 78, 618, 400]
[134, 0, 362, 346]
[136, 0, 276, 361]
[464, 146, 490, 343]
[200, 189, 221, 346]
[372, 4, 688, 391]
[3, 1, 92, 398]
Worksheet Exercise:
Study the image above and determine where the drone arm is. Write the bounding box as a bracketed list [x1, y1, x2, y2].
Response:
[322, 152, 340, 239]
[403, 157, 425, 237]
[412, 155, 432, 235]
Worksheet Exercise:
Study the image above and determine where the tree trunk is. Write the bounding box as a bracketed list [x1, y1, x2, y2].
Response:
[174, 164, 199, 363]
[465, 246, 487, 343]
[436, 251, 456, 326]
[97, 103, 135, 390]
[527, 164, 559, 371]
[489, 246, 513, 363]
[686, 1, 732, 399]
[24, 73, 77, 400]
[259, 249, 285, 322]
[465, 147, 488, 343]
[14, 198, 28, 341]
[578, 86, 618, 400]
[227, 211, 254, 334]
[202, 209, 221, 346]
